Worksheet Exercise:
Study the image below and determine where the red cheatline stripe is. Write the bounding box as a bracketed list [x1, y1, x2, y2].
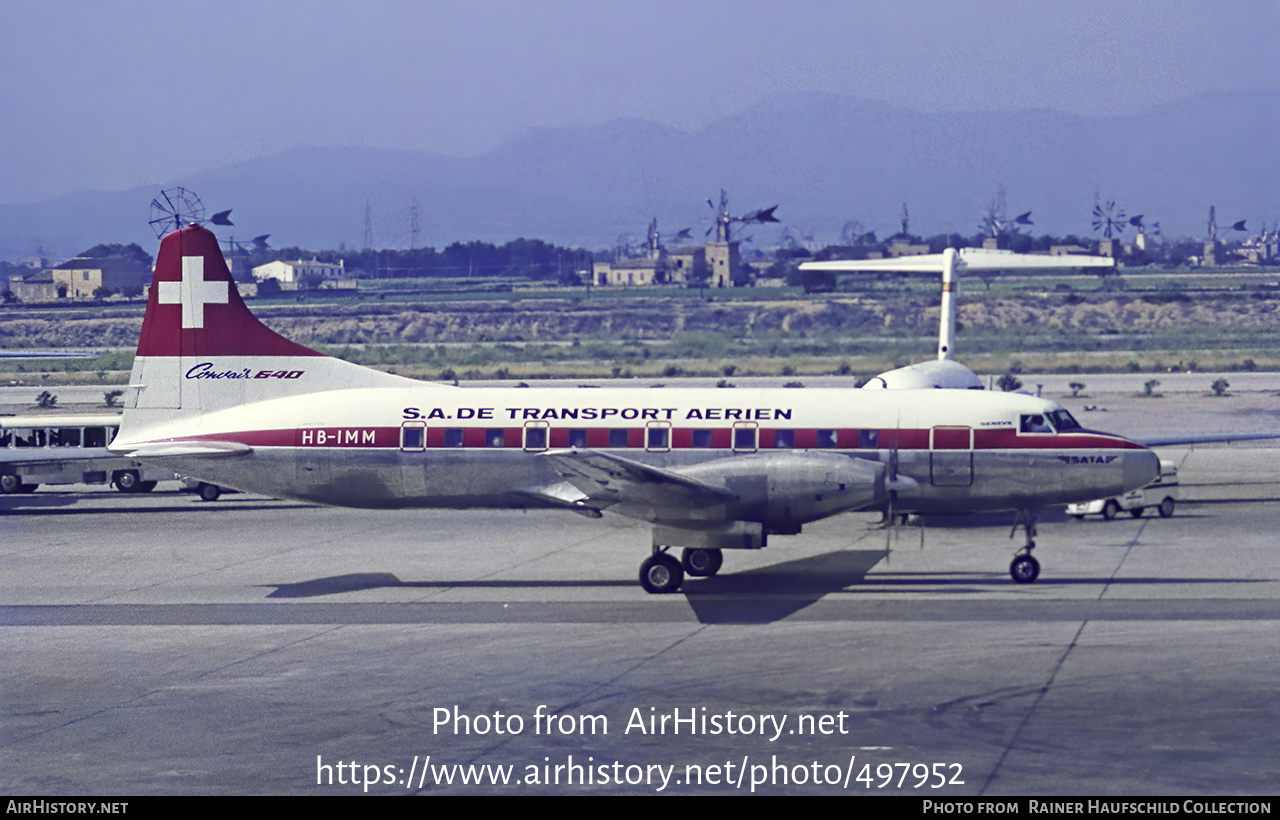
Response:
[135, 426, 1143, 451]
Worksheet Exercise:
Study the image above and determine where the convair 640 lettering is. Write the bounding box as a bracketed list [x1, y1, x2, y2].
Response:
[112, 225, 1160, 592]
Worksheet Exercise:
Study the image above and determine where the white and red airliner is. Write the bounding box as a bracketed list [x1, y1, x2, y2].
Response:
[112, 225, 1160, 592]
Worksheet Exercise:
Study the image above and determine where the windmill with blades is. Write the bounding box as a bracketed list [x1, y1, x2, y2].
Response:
[703, 189, 779, 287]
[147, 187, 233, 237]
[147, 186, 258, 277]
[978, 185, 1033, 250]
[220, 232, 272, 282]
[594, 218, 695, 286]
[1091, 197, 1128, 257]
[1203, 205, 1252, 266]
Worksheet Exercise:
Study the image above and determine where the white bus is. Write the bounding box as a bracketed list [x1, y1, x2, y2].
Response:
[0, 414, 176, 494]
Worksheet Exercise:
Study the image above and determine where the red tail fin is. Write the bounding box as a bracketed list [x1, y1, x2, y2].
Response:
[123, 224, 423, 423]
[137, 224, 322, 358]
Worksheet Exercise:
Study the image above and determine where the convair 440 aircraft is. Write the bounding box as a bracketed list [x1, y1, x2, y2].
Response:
[113, 224, 1159, 593]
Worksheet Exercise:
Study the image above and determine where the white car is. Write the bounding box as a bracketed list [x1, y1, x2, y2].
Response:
[1068, 460, 1178, 520]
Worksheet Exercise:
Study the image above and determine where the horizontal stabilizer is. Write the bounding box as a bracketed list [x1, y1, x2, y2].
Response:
[112, 440, 252, 458]
[800, 248, 1114, 273]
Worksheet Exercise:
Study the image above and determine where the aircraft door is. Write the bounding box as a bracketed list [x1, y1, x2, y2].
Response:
[929, 425, 973, 487]
[399, 421, 428, 498]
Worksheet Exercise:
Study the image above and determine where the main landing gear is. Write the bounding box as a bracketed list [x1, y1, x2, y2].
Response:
[639, 547, 723, 594]
[1009, 510, 1041, 584]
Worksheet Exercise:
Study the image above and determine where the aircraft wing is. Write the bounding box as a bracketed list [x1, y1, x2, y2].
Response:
[1133, 432, 1280, 447]
[541, 448, 734, 518]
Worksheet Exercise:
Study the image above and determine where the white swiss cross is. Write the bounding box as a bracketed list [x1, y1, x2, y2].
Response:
[157, 256, 229, 329]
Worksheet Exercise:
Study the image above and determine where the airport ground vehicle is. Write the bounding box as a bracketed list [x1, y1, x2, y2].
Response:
[178, 477, 230, 501]
[0, 415, 175, 493]
[1066, 461, 1178, 519]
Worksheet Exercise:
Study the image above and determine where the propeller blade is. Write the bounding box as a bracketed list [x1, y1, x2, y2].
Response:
[252, 234, 271, 249]
[1231, 220, 1247, 232]
[1015, 211, 1033, 225]
[210, 209, 234, 226]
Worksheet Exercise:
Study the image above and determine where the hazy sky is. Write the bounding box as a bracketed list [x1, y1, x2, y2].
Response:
[2, 0, 1275, 204]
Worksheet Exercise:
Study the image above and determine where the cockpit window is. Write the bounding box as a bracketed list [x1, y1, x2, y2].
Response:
[1048, 410, 1081, 431]
[1019, 414, 1054, 434]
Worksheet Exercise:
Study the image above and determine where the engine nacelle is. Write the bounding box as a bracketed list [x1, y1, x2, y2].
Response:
[675, 451, 885, 534]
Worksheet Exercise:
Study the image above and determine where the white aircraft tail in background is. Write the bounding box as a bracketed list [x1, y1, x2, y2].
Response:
[800, 249, 1114, 389]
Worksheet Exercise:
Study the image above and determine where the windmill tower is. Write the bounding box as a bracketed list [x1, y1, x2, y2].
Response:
[703, 190, 779, 287]
[1204, 205, 1220, 265]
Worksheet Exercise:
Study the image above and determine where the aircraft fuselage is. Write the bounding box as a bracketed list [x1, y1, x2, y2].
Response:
[124, 384, 1158, 529]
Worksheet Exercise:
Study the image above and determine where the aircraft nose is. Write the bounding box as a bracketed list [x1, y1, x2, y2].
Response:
[1123, 448, 1160, 492]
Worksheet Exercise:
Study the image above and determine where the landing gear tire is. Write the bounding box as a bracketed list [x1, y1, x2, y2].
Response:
[681, 548, 723, 577]
[1158, 498, 1175, 518]
[113, 470, 141, 492]
[1130, 508, 1144, 518]
[640, 553, 684, 594]
[197, 483, 221, 502]
[1102, 500, 1120, 520]
[1010, 554, 1041, 584]
[1, 474, 35, 494]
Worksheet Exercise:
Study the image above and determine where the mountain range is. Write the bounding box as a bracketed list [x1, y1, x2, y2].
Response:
[2, 90, 1275, 261]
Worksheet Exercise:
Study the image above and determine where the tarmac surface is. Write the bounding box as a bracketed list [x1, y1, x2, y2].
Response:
[2, 387, 1280, 796]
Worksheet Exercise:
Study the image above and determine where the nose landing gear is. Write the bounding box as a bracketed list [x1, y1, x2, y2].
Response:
[1009, 510, 1041, 584]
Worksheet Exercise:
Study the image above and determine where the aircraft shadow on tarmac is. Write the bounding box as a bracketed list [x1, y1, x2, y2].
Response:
[0, 497, 315, 515]
[263, 549, 1270, 625]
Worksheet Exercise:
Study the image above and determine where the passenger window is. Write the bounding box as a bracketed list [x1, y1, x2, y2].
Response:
[53, 428, 81, 447]
[647, 427, 669, 449]
[691, 429, 713, 448]
[733, 427, 757, 450]
[13, 428, 45, 448]
[608, 429, 629, 447]
[524, 427, 547, 450]
[567, 429, 587, 448]
[816, 429, 837, 448]
[773, 429, 794, 448]
[444, 429, 464, 447]
[486, 429, 505, 447]
[859, 429, 879, 448]
[401, 427, 424, 449]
